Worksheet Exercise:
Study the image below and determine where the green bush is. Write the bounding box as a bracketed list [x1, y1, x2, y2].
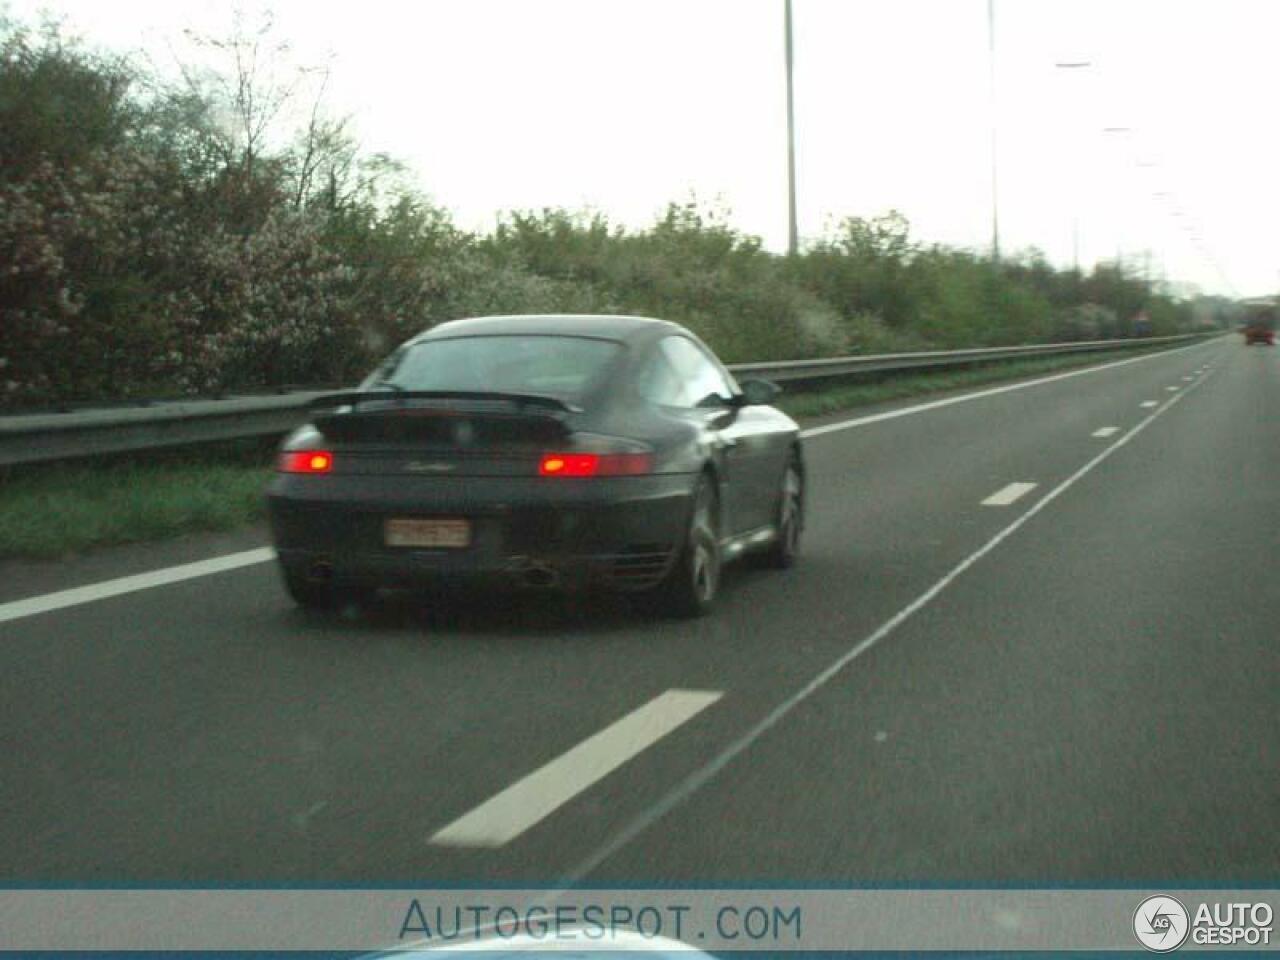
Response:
[0, 18, 1202, 411]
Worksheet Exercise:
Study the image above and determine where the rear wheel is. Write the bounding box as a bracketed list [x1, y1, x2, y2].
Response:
[644, 475, 720, 618]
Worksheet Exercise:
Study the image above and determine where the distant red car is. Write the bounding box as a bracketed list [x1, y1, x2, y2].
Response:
[1244, 324, 1275, 345]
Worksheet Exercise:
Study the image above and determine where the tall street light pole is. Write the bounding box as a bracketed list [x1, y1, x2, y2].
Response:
[784, 0, 799, 256]
[987, 0, 1000, 263]
[1101, 126, 1132, 272]
[1054, 60, 1091, 273]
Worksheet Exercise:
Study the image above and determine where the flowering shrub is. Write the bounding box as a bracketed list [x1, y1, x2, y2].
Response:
[0, 146, 367, 402]
[0, 149, 194, 402]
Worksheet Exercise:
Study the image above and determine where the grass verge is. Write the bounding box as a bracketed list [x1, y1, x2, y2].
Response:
[0, 444, 273, 561]
[0, 344, 1179, 561]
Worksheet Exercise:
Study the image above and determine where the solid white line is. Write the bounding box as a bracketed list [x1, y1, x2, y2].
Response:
[1091, 426, 1120, 438]
[0, 548, 275, 626]
[1140, 401, 1158, 408]
[429, 689, 723, 848]
[798, 338, 1218, 440]
[554, 366, 1218, 890]
[981, 482, 1038, 507]
[1182, 376, 1194, 381]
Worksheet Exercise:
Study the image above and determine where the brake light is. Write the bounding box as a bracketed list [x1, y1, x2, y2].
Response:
[278, 450, 334, 473]
[538, 452, 652, 477]
[539, 453, 596, 476]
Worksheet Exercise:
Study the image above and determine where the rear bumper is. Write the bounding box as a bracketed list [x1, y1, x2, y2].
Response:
[265, 472, 696, 592]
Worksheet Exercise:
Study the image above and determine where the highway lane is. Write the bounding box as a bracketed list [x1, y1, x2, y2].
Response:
[593, 337, 1278, 884]
[3, 336, 1270, 886]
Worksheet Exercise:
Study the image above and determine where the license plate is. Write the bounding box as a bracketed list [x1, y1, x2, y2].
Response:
[384, 517, 471, 549]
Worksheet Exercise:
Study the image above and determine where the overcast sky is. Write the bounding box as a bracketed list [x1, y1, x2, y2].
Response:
[8, 0, 1279, 296]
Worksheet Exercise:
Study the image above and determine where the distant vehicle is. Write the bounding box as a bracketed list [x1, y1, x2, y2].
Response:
[1243, 308, 1276, 345]
[266, 314, 804, 617]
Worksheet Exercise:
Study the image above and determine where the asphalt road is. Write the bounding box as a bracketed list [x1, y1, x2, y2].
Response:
[2, 335, 1276, 886]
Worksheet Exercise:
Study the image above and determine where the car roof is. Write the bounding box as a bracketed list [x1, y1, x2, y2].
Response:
[407, 314, 683, 345]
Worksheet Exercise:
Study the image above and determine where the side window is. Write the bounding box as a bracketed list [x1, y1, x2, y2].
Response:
[659, 336, 736, 408]
[636, 349, 688, 406]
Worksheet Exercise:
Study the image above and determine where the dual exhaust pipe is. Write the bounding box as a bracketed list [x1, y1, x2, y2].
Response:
[305, 557, 561, 587]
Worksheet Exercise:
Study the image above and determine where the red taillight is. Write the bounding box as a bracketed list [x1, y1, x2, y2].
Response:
[278, 450, 334, 473]
[538, 452, 652, 477]
[539, 453, 598, 477]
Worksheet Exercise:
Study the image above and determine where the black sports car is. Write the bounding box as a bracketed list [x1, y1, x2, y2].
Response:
[266, 314, 804, 616]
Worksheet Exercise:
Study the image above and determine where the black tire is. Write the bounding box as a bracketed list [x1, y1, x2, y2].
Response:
[644, 475, 721, 618]
[758, 452, 804, 569]
[281, 566, 336, 609]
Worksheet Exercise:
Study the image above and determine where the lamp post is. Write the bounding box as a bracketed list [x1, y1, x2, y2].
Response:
[987, 0, 1000, 263]
[784, 0, 798, 256]
[1102, 126, 1132, 270]
[1054, 60, 1092, 272]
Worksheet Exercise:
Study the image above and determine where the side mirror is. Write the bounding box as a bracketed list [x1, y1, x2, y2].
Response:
[738, 378, 782, 406]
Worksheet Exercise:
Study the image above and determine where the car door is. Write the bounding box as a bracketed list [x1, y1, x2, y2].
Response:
[650, 336, 765, 536]
[676, 338, 798, 534]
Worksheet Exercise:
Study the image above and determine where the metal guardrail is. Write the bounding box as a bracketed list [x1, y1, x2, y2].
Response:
[0, 333, 1214, 466]
[729, 333, 1209, 382]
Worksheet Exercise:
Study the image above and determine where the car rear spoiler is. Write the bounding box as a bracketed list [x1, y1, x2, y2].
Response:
[309, 390, 583, 414]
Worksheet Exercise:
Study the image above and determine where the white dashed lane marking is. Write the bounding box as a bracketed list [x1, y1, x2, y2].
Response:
[429, 689, 723, 848]
[981, 482, 1039, 507]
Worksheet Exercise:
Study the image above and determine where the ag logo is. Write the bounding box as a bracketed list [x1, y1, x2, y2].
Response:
[1133, 895, 1190, 952]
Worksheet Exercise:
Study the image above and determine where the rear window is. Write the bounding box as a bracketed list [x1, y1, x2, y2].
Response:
[364, 335, 623, 401]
